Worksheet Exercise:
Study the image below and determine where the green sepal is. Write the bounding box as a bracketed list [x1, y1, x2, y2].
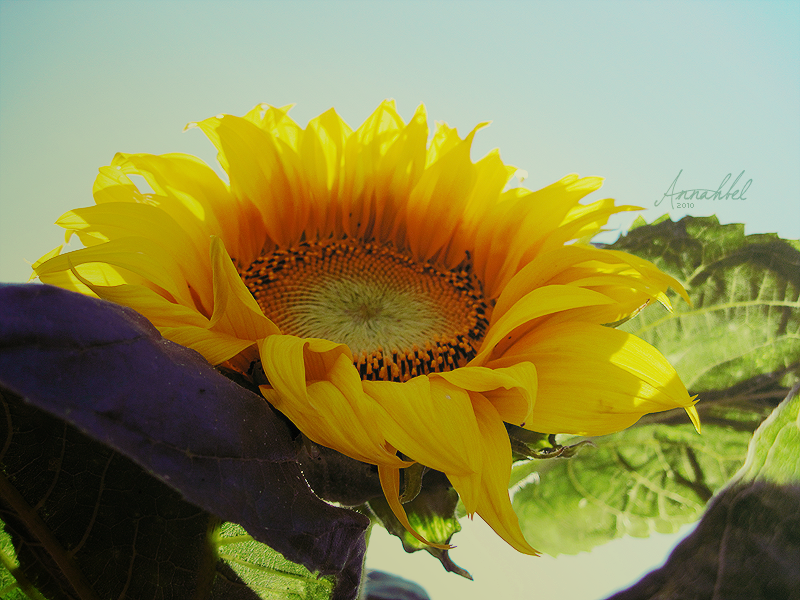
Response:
[366, 471, 471, 580]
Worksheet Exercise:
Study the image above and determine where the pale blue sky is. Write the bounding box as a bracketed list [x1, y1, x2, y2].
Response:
[1, 1, 798, 598]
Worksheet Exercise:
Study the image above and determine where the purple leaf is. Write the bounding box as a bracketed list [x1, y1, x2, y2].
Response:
[0, 283, 368, 600]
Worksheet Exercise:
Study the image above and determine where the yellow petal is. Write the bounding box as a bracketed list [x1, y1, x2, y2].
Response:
[491, 245, 603, 325]
[92, 165, 146, 205]
[340, 100, 407, 240]
[432, 362, 536, 427]
[471, 190, 530, 296]
[110, 152, 261, 263]
[685, 404, 702, 433]
[557, 198, 641, 246]
[37, 267, 96, 296]
[473, 285, 616, 366]
[57, 203, 213, 312]
[378, 465, 451, 550]
[442, 148, 513, 268]
[448, 394, 539, 555]
[534, 198, 640, 258]
[491, 244, 689, 330]
[162, 325, 258, 365]
[244, 104, 303, 152]
[551, 274, 670, 326]
[363, 377, 482, 480]
[194, 113, 308, 247]
[404, 123, 488, 261]
[486, 175, 603, 294]
[34, 237, 194, 307]
[259, 334, 345, 402]
[488, 321, 699, 436]
[375, 104, 428, 244]
[208, 236, 280, 341]
[258, 336, 405, 467]
[601, 247, 690, 305]
[302, 375, 391, 464]
[30, 246, 63, 278]
[426, 121, 463, 166]
[301, 107, 352, 238]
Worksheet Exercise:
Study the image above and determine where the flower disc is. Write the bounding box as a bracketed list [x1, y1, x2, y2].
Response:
[241, 238, 489, 382]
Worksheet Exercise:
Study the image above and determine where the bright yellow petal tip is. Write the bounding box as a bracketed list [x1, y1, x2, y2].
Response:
[685, 399, 702, 433]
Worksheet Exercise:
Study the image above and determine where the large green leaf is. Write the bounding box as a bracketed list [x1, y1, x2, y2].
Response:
[512, 216, 800, 556]
[512, 423, 751, 555]
[606, 386, 800, 600]
[735, 382, 800, 485]
[615, 215, 800, 393]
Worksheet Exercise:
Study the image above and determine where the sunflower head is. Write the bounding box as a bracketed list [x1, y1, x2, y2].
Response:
[34, 100, 699, 556]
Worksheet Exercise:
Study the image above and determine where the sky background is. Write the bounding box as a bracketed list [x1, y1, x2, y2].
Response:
[1, 1, 798, 598]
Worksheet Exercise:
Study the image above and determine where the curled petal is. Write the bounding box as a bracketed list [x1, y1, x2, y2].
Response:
[208, 236, 280, 343]
[57, 202, 213, 310]
[473, 285, 616, 366]
[34, 237, 194, 307]
[432, 362, 536, 427]
[259, 336, 405, 467]
[377, 465, 452, 550]
[492, 244, 688, 330]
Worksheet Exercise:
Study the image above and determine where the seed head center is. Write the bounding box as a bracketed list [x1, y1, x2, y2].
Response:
[240, 239, 489, 382]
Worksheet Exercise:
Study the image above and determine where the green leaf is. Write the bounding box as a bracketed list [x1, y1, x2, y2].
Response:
[512, 423, 751, 556]
[611, 215, 800, 393]
[213, 523, 335, 600]
[0, 520, 46, 600]
[367, 471, 471, 580]
[735, 383, 800, 485]
[606, 387, 800, 600]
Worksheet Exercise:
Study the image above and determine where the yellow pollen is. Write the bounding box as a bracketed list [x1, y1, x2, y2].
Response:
[241, 239, 489, 382]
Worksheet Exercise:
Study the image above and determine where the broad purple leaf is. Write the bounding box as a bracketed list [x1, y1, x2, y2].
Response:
[0, 283, 368, 599]
[1, 389, 245, 599]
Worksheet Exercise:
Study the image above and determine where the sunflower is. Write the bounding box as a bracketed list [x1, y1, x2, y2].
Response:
[33, 100, 699, 555]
